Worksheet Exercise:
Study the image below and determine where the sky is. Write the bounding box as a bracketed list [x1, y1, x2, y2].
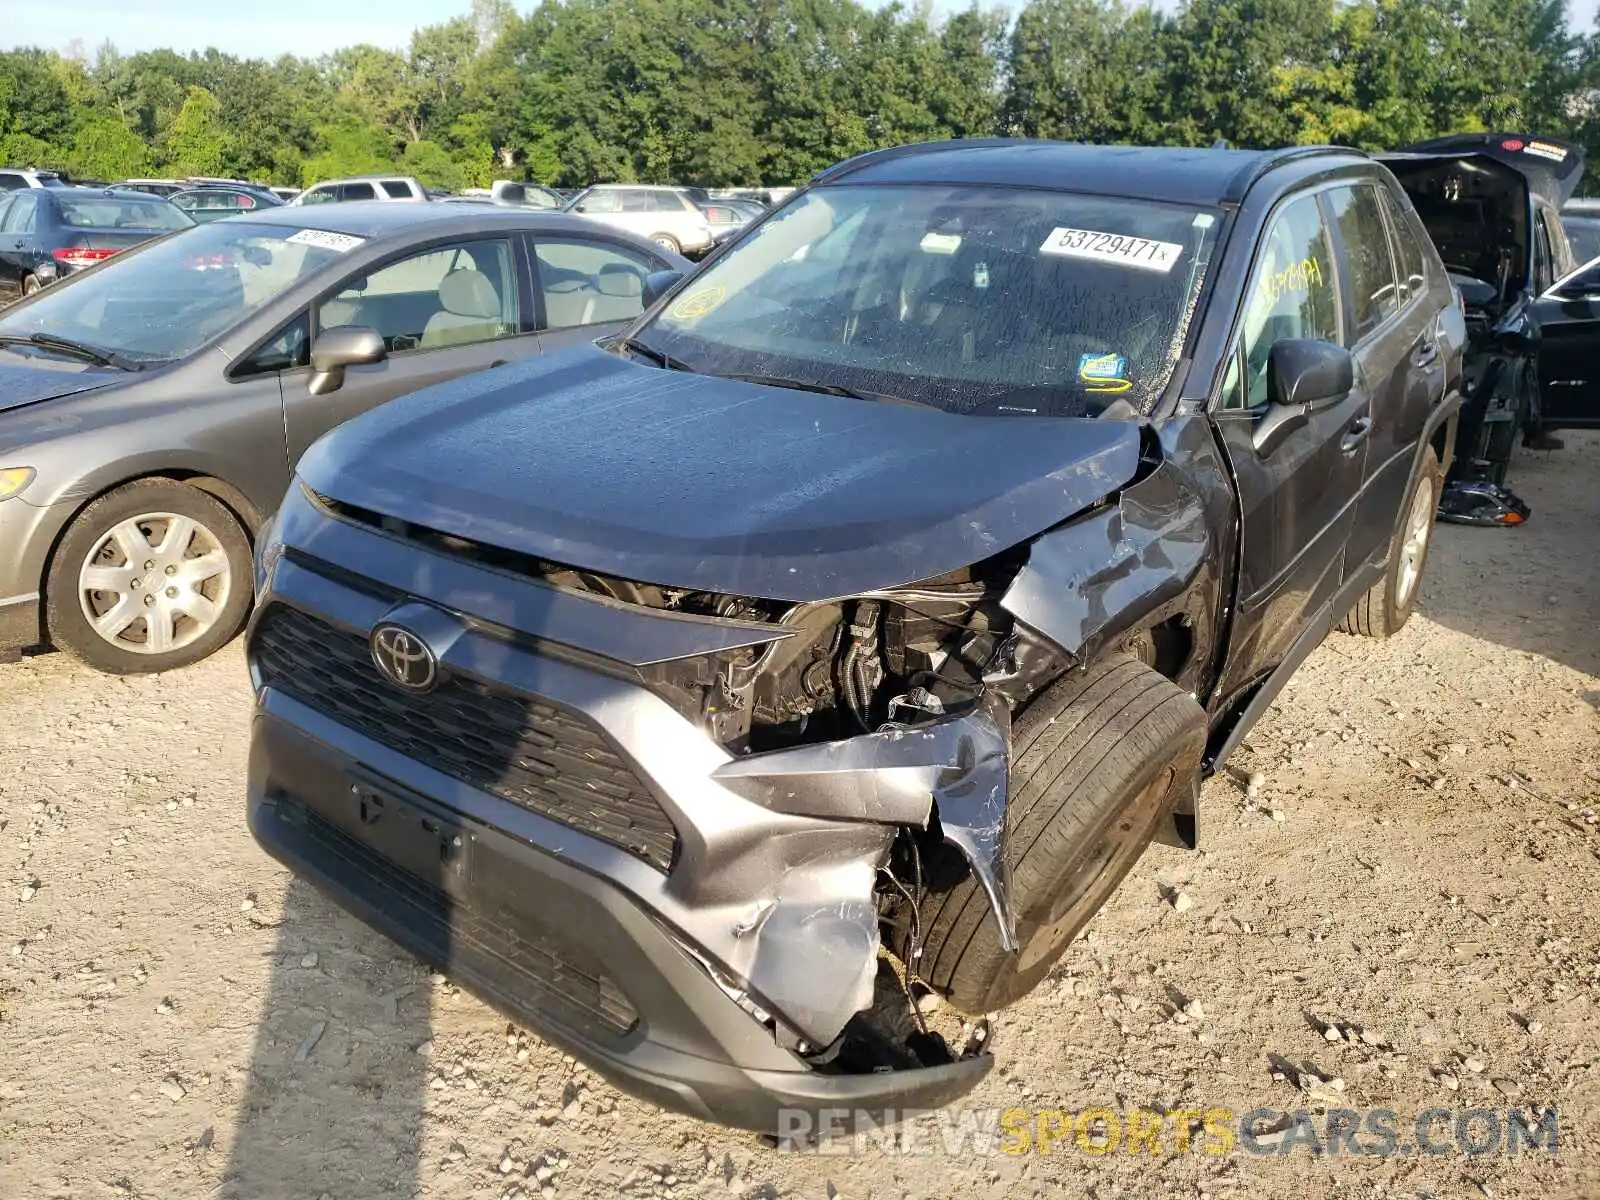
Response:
[4, 0, 1599, 60]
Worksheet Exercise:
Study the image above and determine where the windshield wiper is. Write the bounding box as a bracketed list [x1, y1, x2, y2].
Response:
[0, 333, 140, 371]
[614, 336, 692, 372]
[718, 372, 925, 407]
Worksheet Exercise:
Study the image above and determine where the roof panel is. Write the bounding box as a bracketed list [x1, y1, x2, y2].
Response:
[820, 139, 1344, 206]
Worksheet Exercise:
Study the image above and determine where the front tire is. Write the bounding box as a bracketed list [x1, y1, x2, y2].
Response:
[46, 479, 253, 674]
[1339, 446, 1442, 638]
[907, 655, 1207, 1014]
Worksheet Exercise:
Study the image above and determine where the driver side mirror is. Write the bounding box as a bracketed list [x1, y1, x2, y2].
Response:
[642, 269, 685, 307]
[308, 325, 387, 396]
[1252, 339, 1355, 456]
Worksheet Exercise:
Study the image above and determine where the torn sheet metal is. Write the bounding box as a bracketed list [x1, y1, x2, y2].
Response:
[929, 695, 1016, 952]
[1001, 455, 1211, 663]
[712, 696, 1019, 953]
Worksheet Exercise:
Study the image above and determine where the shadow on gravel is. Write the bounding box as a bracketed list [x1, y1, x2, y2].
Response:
[220, 877, 432, 1200]
[1417, 434, 1600, 680]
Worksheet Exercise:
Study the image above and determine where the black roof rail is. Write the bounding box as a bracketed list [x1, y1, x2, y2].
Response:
[1221, 143, 1367, 202]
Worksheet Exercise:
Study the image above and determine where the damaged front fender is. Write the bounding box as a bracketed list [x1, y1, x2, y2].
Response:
[712, 695, 1019, 952]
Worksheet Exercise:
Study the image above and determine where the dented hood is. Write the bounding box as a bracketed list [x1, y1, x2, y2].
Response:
[299, 343, 1142, 602]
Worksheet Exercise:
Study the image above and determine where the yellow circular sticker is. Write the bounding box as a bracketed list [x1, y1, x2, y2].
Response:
[670, 286, 726, 321]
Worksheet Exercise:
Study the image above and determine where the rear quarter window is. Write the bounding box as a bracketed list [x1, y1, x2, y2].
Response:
[1376, 186, 1430, 306]
[381, 180, 413, 199]
[1327, 185, 1400, 341]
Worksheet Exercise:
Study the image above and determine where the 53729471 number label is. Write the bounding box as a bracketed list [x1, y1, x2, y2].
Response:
[1039, 227, 1183, 273]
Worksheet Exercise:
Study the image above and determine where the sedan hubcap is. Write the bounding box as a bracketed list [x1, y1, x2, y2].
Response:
[78, 513, 231, 655]
[1397, 480, 1436, 607]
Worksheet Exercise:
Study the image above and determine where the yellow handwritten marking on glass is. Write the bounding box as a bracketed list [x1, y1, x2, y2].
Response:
[1260, 256, 1325, 305]
[670, 285, 726, 321]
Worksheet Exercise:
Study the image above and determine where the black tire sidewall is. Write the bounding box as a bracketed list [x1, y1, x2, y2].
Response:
[46, 481, 253, 674]
[974, 734, 1193, 1011]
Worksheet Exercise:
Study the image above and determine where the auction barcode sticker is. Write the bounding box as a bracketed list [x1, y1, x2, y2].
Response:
[286, 229, 367, 253]
[1039, 227, 1183, 273]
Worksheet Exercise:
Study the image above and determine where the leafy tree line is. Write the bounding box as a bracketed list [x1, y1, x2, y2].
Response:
[1, 0, 1596, 191]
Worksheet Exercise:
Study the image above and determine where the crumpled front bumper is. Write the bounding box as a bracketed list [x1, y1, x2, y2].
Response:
[245, 484, 998, 1129]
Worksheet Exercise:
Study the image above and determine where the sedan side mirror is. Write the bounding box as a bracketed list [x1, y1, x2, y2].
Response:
[309, 325, 387, 396]
[642, 269, 685, 307]
[1253, 339, 1355, 456]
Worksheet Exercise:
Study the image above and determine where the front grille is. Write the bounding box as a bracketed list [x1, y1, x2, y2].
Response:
[253, 604, 679, 871]
[282, 798, 638, 1036]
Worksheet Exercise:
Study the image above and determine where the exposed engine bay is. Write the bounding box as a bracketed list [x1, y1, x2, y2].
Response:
[535, 558, 1037, 752]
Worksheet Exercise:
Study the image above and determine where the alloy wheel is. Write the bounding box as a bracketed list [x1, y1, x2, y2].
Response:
[1397, 480, 1435, 607]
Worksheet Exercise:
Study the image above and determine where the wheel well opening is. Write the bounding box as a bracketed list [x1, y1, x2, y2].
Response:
[37, 472, 261, 647]
[1116, 614, 1194, 683]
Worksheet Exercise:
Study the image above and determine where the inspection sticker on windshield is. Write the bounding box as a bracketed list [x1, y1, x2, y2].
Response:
[1039, 227, 1182, 273]
[286, 229, 367, 253]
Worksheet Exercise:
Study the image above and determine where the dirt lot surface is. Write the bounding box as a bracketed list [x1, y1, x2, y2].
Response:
[3, 433, 1598, 1200]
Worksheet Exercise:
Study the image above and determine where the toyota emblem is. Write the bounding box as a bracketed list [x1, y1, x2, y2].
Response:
[370, 623, 439, 693]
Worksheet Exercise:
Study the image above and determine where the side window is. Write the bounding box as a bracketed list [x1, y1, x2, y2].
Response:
[1376, 186, 1429, 306]
[0, 196, 14, 228]
[1326, 185, 1399, 340]
[3, 195, 36, 234]
[317, 238, 518, 352]
[233, 311, 311, 377]
[0, 173, 25, 191]
[1228, 193, 1340, 410]
[534, 238, 658, 328]
[300, 187, 337, 205]
[578, 190, 620, 214]
[1547, 210, 1576, 279]
[620, 191, 653, 213]
[1532, 212, 1553, 292]
[381, 180, 412, 199]
[1534, 209, 1570, 289]
[342, 182, 377, 201]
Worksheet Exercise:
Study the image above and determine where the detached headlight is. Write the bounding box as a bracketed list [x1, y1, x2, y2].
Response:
[0, 467, 36, 501]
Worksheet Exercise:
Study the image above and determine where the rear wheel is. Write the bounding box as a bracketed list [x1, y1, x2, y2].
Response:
[650, 233, 681, 254]
[22, 274, 41, 296]
[46, 479, 253, 674]
[1339, 446, 1442, 638]
[906, 655, 1207, 1014]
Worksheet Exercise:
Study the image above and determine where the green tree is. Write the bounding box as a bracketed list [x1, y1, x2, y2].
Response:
[161, 84, 228, 175]
[68, 111, 149, 178]
[1002, 0, 1172, 143]
[402, 138, 468, 190]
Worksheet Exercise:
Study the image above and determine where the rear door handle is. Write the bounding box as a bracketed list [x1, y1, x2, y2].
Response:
[1340, 415, 1373, 452]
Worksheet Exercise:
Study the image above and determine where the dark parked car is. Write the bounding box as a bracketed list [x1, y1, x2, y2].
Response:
[1561, 198, 1600, 268]
[0, 187, 193, 300]
[170, 185, 286, 222]
[246, 140, 1462, 1131]
[1381, 133, 1598, 524]
[0, 203, 686, 672]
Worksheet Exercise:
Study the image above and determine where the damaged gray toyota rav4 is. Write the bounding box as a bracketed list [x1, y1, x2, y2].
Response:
[246, 140, 1464, 1130]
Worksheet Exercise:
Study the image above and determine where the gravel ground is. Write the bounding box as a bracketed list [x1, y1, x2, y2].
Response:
[2, 433, 1597, 1200]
